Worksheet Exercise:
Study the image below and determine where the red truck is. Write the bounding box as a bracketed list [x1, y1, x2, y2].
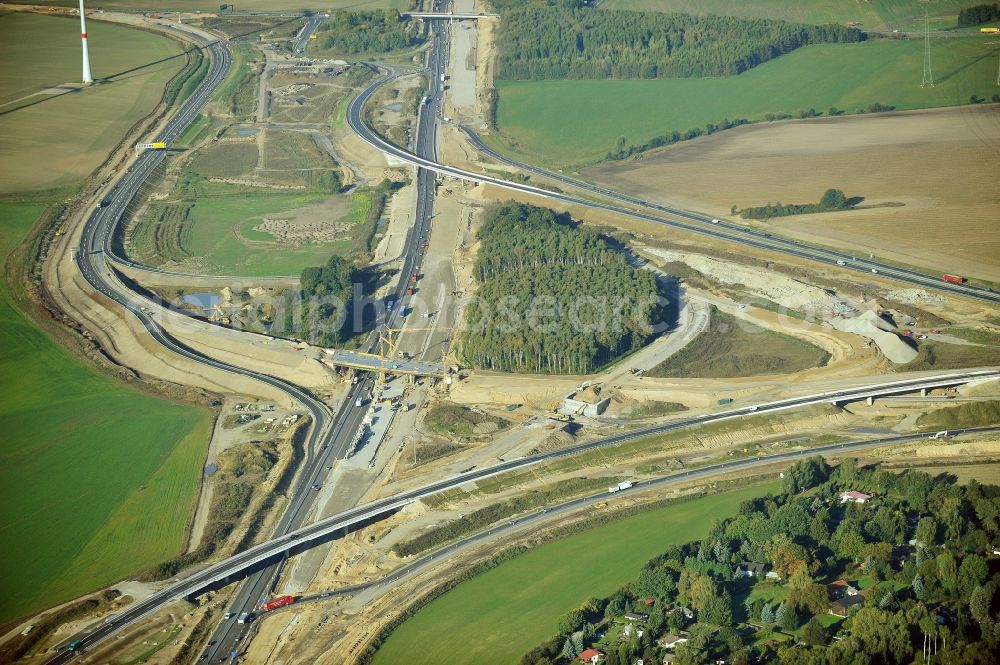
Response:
[410, 272, 419, 283]
[261, 595, 295, 612]
[942, 274, 966, 285]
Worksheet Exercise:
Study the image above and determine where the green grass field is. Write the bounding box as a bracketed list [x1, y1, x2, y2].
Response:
[187, 142, 259, 178]
[599, 0, 983, 31]
[649, 309, 830, 378]
[373, 482, 780, 665]
[495, 36, 1000, 167]
[0, 12, 185, 193]
[0, 203, 210, 624]
[183, 192, 350, 275]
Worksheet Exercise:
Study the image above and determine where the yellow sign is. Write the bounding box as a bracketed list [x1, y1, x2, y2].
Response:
[151, 142, 167, 149]
[309, 33, 317, 39]
[981, 27, 1000, 33]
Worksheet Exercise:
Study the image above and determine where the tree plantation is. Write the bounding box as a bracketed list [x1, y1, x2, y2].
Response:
[494, 2, 863, 80]
[461, 203, 662, 374]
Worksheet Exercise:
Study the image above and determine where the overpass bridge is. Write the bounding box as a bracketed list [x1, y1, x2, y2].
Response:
[45, 370, 999, 664]
[322, 347, 449, 378]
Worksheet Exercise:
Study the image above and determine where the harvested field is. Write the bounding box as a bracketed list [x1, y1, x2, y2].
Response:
[896, 463, 1000, 486]
[0, 12, 185, 192]
[584, 106, 1000, 282]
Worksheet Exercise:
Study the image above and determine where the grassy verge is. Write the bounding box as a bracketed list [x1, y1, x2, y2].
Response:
[391, 476, 622, 558]
[648, 307, 830, 378]
[371, 481, 780, 665]
[164, 43, 208, 107]
[213, 42, 259, 120]
[946, 327, 1000, 346]
[624, 400, 689, 418]
[900, 342, 1000, 372]
[916, 400, 1000, 430]
[494, 36, 999, 168]
[424, 403, 512, 438]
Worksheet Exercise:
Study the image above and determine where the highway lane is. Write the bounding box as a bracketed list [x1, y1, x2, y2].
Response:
[199, 5, 452, 661]
[287, 424, 1000, 612]
[47, 13, 997, 663]
[44, 368, 999, 661]
[346, 75, 999, 305]
[293, 15, 322, 54]
[51, 24, 369, 665]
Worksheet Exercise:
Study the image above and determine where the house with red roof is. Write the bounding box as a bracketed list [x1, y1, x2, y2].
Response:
[579, 648, 604, 663]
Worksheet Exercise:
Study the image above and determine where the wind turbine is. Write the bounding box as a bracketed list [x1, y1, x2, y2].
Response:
[79, 0, 93, 84]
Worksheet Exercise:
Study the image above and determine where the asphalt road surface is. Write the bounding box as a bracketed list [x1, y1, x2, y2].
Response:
[346, 74, 999, 305]
[290, 424, 1000, 610]
[45, 369, 998, 661]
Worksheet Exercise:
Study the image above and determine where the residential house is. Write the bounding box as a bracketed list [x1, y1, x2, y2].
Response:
[624, 612, 649, 622]
[671, 606, 695, 619]
[737, 561, 766, 578]
[840, 490, 873, 504]
[826, 580, 859, 600]
[830, 595, 865, 617]
[662, 655, 676, 665]
[579, 648, 604, 664]
[623, 623, 644, 638]
[827, 580, 848, 599]
[659, 634, 688, 650]
[765, 570, 781, 581]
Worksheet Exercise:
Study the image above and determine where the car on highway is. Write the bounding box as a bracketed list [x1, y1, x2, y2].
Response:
[711, 219, 720, 224]
[223, 612, 233, 620]
[871, 268, 879, 274]
[237, 612, 253, 624]
[836, 260, 846, 266]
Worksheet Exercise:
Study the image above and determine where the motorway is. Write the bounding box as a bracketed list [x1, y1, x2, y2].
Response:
[42, 9, 1000, 665]
[45, 368, 999, 661]
[198, 5, 452, 662]
[291, 424, 1000, 610]
[346, 74, 1000, 305]
[52, 21, 376, 665]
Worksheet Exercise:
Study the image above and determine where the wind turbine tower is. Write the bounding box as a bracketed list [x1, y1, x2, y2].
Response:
[79, 0, 93, 84]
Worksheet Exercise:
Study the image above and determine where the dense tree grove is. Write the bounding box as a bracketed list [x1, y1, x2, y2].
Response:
[520, 458, 1000, 665]
[315, 10, 421, 54]
[299, 254, 354, 346]
[461, 203, 661, 374]
[740, 188, 852, 220]
[493, 3, 864, 80]
[958, 3, 1000, 26]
